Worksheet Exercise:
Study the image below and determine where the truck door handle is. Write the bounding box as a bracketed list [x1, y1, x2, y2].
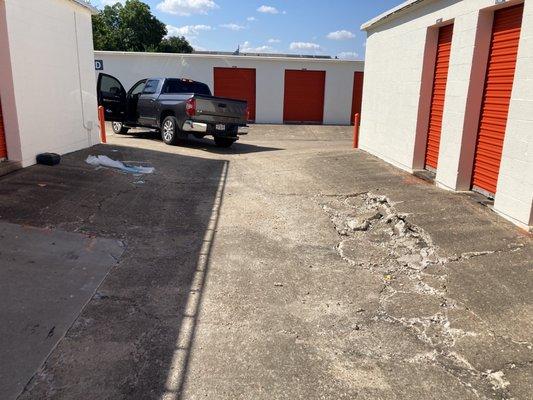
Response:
[150, 99, 156, 102]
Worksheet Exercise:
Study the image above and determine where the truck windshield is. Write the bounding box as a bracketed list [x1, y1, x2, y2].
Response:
[163, 79, 211, 95]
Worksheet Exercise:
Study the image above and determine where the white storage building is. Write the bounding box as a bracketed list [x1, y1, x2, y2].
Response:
[360, 0, 532, 230]
[0, 0, 99, 169]
[93, 51, 365, 125]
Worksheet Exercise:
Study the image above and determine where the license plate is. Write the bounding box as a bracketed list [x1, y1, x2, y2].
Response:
[216, 124, 225, 131]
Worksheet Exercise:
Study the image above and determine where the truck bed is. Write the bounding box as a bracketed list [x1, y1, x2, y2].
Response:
[193, 94, 248, 125]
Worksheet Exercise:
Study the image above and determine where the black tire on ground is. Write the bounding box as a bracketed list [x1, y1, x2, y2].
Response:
[161, 116, 180, 145]
[214, 137, 236, 148]
[111, 122, 129, 135]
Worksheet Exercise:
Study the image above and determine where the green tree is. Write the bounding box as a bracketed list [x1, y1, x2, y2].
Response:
[92, 0, 193, 54]
[92, 3, 122, 51]
[157, 36, 194, 53]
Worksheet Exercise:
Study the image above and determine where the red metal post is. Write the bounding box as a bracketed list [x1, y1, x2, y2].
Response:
[353, 113, 360, 149]
[98, 106, 107, 144]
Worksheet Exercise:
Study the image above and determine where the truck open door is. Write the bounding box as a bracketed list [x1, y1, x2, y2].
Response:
[97, 73, 127, 122]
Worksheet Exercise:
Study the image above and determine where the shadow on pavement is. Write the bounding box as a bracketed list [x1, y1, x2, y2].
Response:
[0, 222, 125, 399]
[121, 129, 283, 155]
[0, 143, 228, 399]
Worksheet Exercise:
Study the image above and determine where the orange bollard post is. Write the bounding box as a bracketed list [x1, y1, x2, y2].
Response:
[98, 106, 107, 144]
[353, 113, 360, 149]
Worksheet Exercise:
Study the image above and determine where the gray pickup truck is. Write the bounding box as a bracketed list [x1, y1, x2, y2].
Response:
[97, 74, 249, 147]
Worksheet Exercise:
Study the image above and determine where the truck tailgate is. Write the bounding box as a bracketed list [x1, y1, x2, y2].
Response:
[194, 95, 247, 124]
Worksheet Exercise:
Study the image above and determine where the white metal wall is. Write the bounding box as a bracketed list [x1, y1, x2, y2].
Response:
[0, 0, 99, 167]
[360, 0, 532, 229]
[93, 52, 364, 125]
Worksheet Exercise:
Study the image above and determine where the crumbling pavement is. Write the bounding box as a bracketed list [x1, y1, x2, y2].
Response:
[321, 192, 532, 399]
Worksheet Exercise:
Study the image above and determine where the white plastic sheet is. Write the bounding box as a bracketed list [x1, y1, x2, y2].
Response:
[86, 155, 154, 174]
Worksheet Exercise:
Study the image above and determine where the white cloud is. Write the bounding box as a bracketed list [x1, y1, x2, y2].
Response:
[267, 38, 281, 43]
[192, 44, 207, 51]
[257, 5, 279, 14]
[99, 0, 125, 6]
[166, 24, 212, 38]
[289, 42, 321, 50]
[327, 30, 356, 40]
[247, 16, 257, 21]
[156, 0, 218, 16]
[220, 23, 246, 31]
[337, 51, 359, 60]
[241, 41, 274, 53]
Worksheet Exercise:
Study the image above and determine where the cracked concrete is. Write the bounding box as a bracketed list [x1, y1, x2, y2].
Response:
[320, 190, 532, 399]
[0, 124, 531, 399]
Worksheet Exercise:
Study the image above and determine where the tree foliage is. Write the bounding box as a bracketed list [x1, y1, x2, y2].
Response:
[92, 0, 193, 54]
[158, 36, 194, 53]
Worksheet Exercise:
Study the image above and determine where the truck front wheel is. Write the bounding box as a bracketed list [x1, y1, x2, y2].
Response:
[112, 122, 129, 135]
[214, 137, 236, 148]
[161, 116, 180, 145]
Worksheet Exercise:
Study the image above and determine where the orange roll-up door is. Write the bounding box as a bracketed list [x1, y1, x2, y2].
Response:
[0, 99, 7, 159]
[214, 67, 256, 122]
[283, 70, 325, 124]
[351, 72, 364, 125]
[471, 4, 523, 194]
[424, 24, 454, 170]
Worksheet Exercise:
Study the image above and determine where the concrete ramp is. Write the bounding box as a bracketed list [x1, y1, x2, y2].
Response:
[0, 222, 124, 399]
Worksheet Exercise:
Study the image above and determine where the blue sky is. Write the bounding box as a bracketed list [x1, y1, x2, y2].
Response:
[95, 0, 402, 59]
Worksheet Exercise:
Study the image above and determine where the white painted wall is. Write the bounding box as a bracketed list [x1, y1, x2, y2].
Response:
[361, 0, 532, 229]
[495, 0, 533, 227]
[93, 52, 364, 125]
[0, 0, 98, 168]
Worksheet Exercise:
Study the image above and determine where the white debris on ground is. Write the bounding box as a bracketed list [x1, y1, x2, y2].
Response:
[86, 155, 155, 174]
[485, 370, 511, 390]
[319, 192, 517, 398]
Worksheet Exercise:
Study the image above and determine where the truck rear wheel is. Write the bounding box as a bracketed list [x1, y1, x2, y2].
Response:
[214, 137, 236, 148]
[161, 116, 180, 145]
[112, 122, 129, 135]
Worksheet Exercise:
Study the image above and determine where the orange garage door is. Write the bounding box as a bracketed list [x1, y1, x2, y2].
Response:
[214, 67, 256, 121]
[351, 72, 364, 125]
[283, 70, 325, 123]
[471, 4, 524, 195]
[425, 24, 454, 170]
[0, 99, 7, 159]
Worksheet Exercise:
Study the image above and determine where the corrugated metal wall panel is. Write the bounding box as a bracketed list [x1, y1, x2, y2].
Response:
[283, 70, 326, 123]
[425, 24, 454, 170]
[472, 4, 524, 194]
[214, 67, 256, 122]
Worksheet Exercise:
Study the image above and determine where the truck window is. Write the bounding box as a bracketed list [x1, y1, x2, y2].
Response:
[129, 80, 146, 96]
[142, 80, 159, 95]
[100, 75, 122, 95]
[163, 79, 211, 96]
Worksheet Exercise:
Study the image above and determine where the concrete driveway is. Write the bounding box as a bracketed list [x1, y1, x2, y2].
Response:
[0, 124, 531, 399]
